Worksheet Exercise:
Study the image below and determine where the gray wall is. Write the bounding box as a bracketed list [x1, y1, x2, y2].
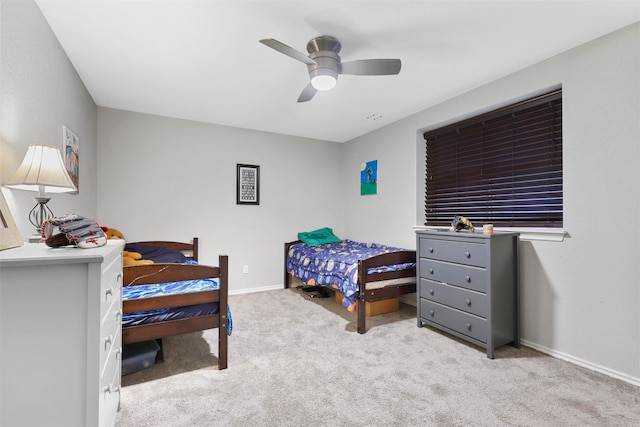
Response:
[97, 108, 343, 292]
[343, 24, 640, 384]
[2, 0, 638, 385]
[0, 0, 97, 238]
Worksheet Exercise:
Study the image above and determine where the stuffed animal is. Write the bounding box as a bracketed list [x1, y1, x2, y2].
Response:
[451, 215, 475, 232]
[105, 227, 154, 266]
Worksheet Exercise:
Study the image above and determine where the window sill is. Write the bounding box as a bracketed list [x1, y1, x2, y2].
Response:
[413, 226, 568, 242]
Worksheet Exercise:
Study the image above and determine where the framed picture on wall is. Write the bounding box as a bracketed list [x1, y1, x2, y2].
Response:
[62, 125, 79, 193]
[361, 159, 378, 195]
[236, 164, 260, 205]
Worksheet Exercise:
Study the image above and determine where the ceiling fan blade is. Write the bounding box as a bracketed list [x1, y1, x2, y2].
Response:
[297, 83, 317, 103]
[259, 39, 317, 66]
[340, 59, 401, 76]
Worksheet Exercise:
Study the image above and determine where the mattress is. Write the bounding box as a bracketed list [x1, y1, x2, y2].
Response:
[122, 277, 220, 327]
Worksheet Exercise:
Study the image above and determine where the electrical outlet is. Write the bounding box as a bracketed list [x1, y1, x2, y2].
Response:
[242, 265, 249, 274]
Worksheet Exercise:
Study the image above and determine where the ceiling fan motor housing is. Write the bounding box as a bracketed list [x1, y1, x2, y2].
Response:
[307, 51, 340, 90]
[306, 36, 342, 90]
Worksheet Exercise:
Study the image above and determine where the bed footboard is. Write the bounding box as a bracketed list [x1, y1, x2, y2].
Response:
[357, 250, 416, 334]
[122, 254, 228, 370]
[284, 240, 416, 334]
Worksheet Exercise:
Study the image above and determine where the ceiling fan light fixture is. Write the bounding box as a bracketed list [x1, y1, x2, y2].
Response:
[311, 73, 337, 91]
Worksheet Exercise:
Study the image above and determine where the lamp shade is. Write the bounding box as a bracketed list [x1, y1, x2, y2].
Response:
[5, 145, 76, 194]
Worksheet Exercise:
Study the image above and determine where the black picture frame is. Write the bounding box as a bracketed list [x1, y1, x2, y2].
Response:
[236, 164, 260, 205]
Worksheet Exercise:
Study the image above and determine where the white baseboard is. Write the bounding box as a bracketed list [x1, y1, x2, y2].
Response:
[399, 294, 417, 307]
[521, 339, 640, 387]
[229, 284, 283, 296]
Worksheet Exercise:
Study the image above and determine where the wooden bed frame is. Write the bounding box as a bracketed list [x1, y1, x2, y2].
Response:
[122, 238, 228, 370]
[284, 240, 417, 334]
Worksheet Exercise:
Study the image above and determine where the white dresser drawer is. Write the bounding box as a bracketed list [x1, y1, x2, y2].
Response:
[100, 253, 123, 322]
[99, 344, 121, 427]
[100, 309, 122, 373]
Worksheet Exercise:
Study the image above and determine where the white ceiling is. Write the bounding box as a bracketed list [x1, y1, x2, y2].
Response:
[35, 0, 640, 143]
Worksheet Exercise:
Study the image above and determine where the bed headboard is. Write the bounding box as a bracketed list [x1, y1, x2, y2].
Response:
[128, 237, 199, 262]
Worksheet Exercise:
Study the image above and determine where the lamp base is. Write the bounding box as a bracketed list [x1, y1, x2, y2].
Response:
[28, 234, 43, 243]
[29, 196, 53, 234]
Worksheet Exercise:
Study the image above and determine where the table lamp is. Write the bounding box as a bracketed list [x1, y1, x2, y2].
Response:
[5, 145, 77, 235]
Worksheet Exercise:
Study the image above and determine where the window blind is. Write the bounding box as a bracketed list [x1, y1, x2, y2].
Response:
[424, 89, 562, 228]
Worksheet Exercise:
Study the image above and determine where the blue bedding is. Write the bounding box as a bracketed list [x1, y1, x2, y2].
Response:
[124, 243, 187, 263]
[286, 240, 415, 311]
[122, 262, 232, 335]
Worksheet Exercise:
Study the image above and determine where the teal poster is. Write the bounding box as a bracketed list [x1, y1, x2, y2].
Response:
[360, 160, 377, 195]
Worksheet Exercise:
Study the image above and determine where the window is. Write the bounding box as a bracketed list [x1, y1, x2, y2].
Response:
[424, 89, 562, 228]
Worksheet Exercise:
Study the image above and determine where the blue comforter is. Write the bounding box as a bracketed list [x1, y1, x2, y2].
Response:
[286, 240, 415, 310]
[122, 260, 232, 335]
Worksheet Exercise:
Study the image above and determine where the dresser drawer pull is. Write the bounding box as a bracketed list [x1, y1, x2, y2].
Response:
[465, 275, 471, 283]
[116, 273, 122, 282]
[466, 299, 471, 307]
[429, 247, 434, 253]
[466, 323, 471, 331]
[105, 335, 113, 349]
[105, 287, 113, 297]
[115, 348, 122, 360]
[429, 310, 435, 317]
[115, 310, 122, 321]
[429, 289, 434, 296]
[465, 251, 471, 258]
[429, 268, 434, 274]
[104, 384, 120, 395]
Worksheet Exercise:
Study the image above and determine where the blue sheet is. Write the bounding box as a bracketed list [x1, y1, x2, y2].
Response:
[122, 263, 232, 335]
[286, 239, 415, 311]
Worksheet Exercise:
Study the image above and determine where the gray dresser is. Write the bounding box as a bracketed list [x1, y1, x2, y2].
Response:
[416, 229, 519, 358]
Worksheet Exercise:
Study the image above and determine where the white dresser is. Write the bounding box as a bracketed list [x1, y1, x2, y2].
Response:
[0, 240, 124, 427]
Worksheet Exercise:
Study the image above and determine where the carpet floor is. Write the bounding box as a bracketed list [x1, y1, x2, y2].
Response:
[115, 287, 640, 426]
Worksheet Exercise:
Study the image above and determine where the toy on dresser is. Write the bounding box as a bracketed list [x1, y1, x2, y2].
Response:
[104, 227, 153, 265]
[41, 214, 108, 248]
[451, 215, 475, 232]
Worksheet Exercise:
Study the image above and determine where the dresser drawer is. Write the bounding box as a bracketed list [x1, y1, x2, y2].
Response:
[419, 237, 487, 267]
[99, 343, 121, 427]
[419, 258, 487, 292]
[101, 250, 122, 286]
[100, 315, 121, 377]
[419, 278, 488, 318]
[100, 253, 122, 322]
[101, 284, 121, 328]
[100, 284, 120, 323]
[420, 299, 487, 343]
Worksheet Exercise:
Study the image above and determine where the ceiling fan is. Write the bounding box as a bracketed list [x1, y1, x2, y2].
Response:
[259, 35, 401, 103]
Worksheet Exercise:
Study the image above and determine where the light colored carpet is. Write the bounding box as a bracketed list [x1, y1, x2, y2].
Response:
[115, 288, 640, 427]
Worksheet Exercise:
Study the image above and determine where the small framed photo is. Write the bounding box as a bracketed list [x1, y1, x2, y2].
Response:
[0, 191, 23, 251]
[62, 125, 79, 193]
[236, 164, 260, 205]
